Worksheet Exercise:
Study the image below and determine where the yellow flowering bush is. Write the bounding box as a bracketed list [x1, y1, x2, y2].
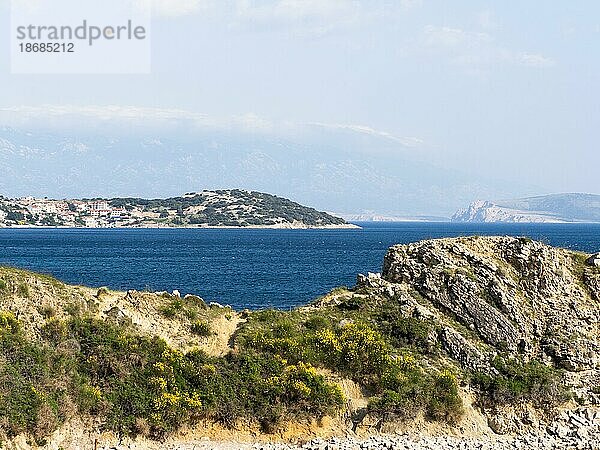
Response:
[0, 311, 20, 334]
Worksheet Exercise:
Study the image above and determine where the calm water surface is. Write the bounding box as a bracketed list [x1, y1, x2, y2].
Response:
[1, 222, 599, 309]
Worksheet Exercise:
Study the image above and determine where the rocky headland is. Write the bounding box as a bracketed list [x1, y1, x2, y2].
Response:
[0, 236, 599, 449]
[452, 193, 600, 223]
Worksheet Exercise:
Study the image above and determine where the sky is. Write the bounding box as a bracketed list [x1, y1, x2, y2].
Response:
[0, 0, 599, 212]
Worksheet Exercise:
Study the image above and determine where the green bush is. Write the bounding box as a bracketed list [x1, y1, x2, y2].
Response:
[0, 311, 19, 333]
[159, 295, 207, 321]
[472, 356, 569, 407]
[241, 316, 393, 379]
[239, 311, 465, 423]
[426, 371, 464, 423]
[313, 323, 391, 377]
[378, 315, 434, 352]
[0, 313, 346, 440]
[0, 312, 67, 443]
[39, 305, 57, 319]
[64, 302, 81, 317]
[303, 316, 329, 331]
[370, 364, 463, 424]
[190, 320, 212, 337]
[369, 358, 427, 419]
[41, 318, 67, 341]
[370, 301, 437, 354]
[17, 283, 30, 298]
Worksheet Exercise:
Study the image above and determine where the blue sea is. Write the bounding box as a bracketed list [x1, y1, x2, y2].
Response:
[0, 222, 599, 310]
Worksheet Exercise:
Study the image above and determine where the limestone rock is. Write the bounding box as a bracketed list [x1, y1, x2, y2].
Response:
[587, 253, 600, 267]
[382, 236, 600, 373]
[438, 326, 487, 371]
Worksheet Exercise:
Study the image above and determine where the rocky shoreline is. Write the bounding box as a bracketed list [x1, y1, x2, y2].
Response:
[41, 407, 593, 450]
[0, 223, 361, 230]
[95, 410, 599, 450]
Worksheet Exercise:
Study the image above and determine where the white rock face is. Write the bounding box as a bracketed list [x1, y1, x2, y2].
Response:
[452, 201, 566, 223]
[588, 253, 600, 267]
[453, 193, 600, 223]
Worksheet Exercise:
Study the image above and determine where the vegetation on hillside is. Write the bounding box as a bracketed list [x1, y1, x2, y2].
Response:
[0, 312, 343, 444]
[236, 306, 463, 424]
[107, 190, 347, 227]
[0, 265, 570, 444]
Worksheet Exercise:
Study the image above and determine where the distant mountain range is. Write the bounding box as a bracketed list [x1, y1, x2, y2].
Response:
[452, 193, 600, 223]
[336, 213, 448, 222]
[0, 125, 536, 217]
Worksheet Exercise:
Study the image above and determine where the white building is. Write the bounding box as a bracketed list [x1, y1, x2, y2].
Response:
[84, 217, 99, 227]
[90, 201, 110, 211]
[29, 202, 57, 214]
[110, 207, 127, 219]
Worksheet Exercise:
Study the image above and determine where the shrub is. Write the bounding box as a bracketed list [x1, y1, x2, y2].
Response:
[40, 305, 57, 319]
[190, 320, 211, 337]
[41, 318, 68, 342]
[0, 312, 65, 440]
[96, 287, 110, 297]
[369, 368, 463, 424]
[17, 283, 30, 298]
[335, 296, 362, 311]
[314, 323, 391, 377]
[370, 360, 427, 419]
[0, 315, 347, 440]
[368, 390, 420, 420]
[472, 356, 569, 408]
[303, 316, 329, 331]
[374, 305, 435, 353]
[64, 302, 81, 317]
[160, 295, 207, 321]
[239, 310, 465, 425]
[426, 371, 464, 423]
[0, 311, 20, 334]
[242, 318, 393, 379]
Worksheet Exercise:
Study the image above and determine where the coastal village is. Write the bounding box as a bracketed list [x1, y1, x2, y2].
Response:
[0, 196, 157, 228]
[0, 191, 349, 228]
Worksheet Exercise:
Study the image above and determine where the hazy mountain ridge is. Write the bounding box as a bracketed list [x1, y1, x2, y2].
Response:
[453, 193, 600, 223]
[0, 126, 537, 217]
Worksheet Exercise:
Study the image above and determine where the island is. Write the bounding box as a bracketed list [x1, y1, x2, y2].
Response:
[452, 193, 600, 223]
[0, 190, 357, 229]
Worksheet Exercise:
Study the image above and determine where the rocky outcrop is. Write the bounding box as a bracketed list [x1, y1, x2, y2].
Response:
[451, 201, 565, 223]
[355, 272, 490, 372]
[588, 253, 600, 268]
[382, 237, 600, 376]
[452, 193, 600, 223]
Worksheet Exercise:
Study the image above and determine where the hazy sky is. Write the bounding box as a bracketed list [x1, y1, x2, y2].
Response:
[1, 0, 599, 197]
